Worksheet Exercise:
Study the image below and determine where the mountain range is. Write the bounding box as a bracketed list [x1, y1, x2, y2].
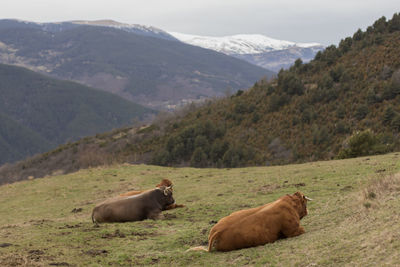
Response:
[170, 32, 324, 72]
[2, 13, 400, 184]
[0, 19, 177, 41]
[0, 19, 272, 110]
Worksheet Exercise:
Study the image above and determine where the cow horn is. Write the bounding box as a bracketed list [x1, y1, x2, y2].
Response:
[164, 186, 172, 196]
[304, 196, 313, 201]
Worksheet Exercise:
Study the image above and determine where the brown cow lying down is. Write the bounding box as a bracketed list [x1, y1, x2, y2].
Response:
[91, 186, 174, 223]
[187, 191, 311, 252]
[119, 179, 185, 210]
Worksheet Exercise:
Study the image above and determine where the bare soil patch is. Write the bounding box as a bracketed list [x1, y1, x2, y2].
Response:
[83, 249, 108, 256]
[101, 229, 126, 239]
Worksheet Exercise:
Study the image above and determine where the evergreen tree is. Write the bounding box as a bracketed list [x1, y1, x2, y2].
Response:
[383, 106, 395, 125]
[391, 115, 400, 132]
[190, 147, 208, 167]
[353, 29, 364, 41]
[389, 13, 400, 32]
[355, 104, 369, 120]
[373, 16, 387, 33]
[366, 88, 378, 104]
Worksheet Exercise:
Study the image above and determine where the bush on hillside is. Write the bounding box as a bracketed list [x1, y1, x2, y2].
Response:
[277, 71, 304, 96]
[337, 130, 389, 159]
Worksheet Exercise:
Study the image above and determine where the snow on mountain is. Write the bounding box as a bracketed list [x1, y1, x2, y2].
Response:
[169, 32, 322, 55]
[0, 19, 176, 41]
[72, 20, 164, 35]
[70, 20, 177, 41]
[170, 32, 324, 71]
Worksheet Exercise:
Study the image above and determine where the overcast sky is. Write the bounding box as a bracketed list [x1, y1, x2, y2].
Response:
[1, 0, 398, 45]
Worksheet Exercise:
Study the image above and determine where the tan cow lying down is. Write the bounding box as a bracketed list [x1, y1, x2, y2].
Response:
[188, 191, 311, 252]
[119, 179, 185, 210]
[92, 186, 175, 223]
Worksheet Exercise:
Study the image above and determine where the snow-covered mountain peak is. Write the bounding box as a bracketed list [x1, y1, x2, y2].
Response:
[169, 32, 322, 55]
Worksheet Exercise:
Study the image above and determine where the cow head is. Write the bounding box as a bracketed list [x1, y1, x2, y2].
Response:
[156, 179, 173, 188]
[158, 186, 175, 207]
[293, 191, 311, 219]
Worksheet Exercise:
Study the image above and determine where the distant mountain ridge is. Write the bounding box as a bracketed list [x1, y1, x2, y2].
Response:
[70, 20, 177, 41]
[0, 19, 272, 110]
[169, 32, 321, 54]
[169, 32, 324, 71]
[0, 19, 177, 40]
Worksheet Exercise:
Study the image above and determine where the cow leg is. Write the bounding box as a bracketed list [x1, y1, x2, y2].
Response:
[147, 210, 163, 220]
[164, 203, 186, 210]
[281, 217, 305, 238]
[282, 225, 305, 238]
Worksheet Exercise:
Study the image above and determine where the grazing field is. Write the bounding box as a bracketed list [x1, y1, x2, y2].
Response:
[0, 153, 399, 266]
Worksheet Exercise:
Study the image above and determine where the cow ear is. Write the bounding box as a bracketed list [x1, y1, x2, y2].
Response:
[294, 192, 302, 198]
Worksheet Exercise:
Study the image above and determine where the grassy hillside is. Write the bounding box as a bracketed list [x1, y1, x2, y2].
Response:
[0, 63, 154, 165]
[0, 20, 273, 110]
[0, 153, 399, 266]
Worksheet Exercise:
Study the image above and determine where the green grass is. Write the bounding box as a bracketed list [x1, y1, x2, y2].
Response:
[1, 153, 400, 266]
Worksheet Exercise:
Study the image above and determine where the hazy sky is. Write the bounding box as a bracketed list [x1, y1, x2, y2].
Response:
[1, 0, 398, 45]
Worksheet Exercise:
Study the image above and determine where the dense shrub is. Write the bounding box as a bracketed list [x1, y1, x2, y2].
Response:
[337, 130, 388, 159]
[383, 106, 395, 125]
[391, 115, 400, 131]
[355, 104, 369, 120]
[277, 71, 304, 96]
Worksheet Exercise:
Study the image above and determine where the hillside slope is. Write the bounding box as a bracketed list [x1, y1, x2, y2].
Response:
[1, 14, 399, 183]
[0, 154, 399, 265]
[0, 19, 273, 110]
[148, 13, 400, 166]
[0, 63, 153, 165]
[0, 111, 52, 163]
[233, 45, 323, 72]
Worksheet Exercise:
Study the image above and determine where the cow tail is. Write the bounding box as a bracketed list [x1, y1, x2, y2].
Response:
[91, 209, 96, 224]
[185, 231, 219, 253]
[207, 231, 219, 252]
[185, 246, 208, 252]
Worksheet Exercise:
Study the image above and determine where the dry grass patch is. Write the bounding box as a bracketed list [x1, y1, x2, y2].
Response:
[362, 172, 400, 207]
[332, 172, 400, 266]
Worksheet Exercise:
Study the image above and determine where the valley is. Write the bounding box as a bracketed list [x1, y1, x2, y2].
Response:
[0, 19, 272, 110]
